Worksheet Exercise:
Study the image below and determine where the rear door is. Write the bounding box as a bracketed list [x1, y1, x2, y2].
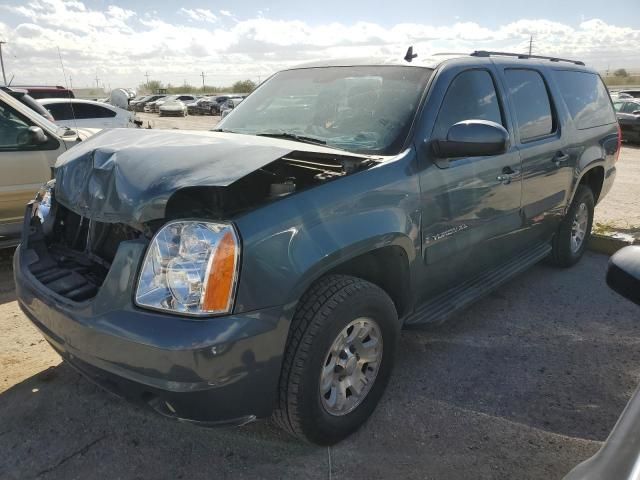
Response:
[417, 66, 523, 301]
[499, 67, 571, 243]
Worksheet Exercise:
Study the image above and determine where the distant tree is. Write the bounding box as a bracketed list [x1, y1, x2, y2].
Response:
[613, 68, 629, 77]
[232, 79, 257, 93]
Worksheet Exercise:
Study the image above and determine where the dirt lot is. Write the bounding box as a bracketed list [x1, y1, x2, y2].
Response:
[0, 120, 639, 479]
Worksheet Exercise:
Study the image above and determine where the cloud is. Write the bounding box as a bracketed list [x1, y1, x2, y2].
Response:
[0, 0, 638, 89]
[178, 8, 217, 24]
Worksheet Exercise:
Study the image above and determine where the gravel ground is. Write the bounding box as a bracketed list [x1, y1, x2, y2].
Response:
[1, 250, 639, 479]
[593, 144, 640, 238]
[0, 117, 638, 479]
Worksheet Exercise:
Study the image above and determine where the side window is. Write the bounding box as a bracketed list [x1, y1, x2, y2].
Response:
[553, 70, 616, 129]
[73, 103, 116, 118]
[505, 69, 554, 142]
[613, 102, 623, 112]
[433, 70, 503, 138]
[0, 101, 33, 149]
[622, 102, 640, 114]
[45, 103, 73, 121]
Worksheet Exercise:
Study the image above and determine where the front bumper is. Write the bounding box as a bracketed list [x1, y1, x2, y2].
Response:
[14, 234, 291, 425]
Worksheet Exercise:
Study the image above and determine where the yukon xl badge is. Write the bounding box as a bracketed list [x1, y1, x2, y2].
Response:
[426, 224, 469, 243]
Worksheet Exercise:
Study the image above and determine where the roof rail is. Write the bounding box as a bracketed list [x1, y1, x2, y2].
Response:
[470, 50, 585, 66]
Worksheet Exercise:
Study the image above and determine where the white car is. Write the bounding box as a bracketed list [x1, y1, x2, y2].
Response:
[151, 94, 196, 113]
[38, 98, 135, 129]
[159, 100, 188, 117]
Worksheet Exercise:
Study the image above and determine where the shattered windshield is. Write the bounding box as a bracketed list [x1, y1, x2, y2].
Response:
[218, 66, 432, 155]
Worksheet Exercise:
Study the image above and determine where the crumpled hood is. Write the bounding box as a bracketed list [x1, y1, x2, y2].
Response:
[53, 128, 366, 228]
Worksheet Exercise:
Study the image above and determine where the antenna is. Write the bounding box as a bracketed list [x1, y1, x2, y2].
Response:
[0, 41, 7, 85]
[57, 47, 80, 141]
[404, 46, 418, 63]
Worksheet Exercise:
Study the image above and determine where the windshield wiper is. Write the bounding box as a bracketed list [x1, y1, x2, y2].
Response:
[254, 131, 327, 146]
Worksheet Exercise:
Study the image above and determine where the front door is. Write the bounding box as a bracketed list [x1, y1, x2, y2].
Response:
[0, 99, 60, 234]
[417, 68, 523, 302]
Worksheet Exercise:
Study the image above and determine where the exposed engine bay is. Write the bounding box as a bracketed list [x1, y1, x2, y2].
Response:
[165, 151, 377, 220]
[24, 148, 378, 303]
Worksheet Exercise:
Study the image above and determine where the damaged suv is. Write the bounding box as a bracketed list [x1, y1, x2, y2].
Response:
[15, 51, 620, 445]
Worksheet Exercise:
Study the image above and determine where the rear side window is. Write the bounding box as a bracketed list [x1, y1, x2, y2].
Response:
[553, 71, 616, 129]
[45, 102, 74, 120]
[73, 103, 116, 118]
[433, 69, 503, 138]
[505, 69, 554, 142]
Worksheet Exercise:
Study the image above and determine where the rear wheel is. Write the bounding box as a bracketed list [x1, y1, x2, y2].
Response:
[550, 185, 595, 267]
[273, 275, 399, 445]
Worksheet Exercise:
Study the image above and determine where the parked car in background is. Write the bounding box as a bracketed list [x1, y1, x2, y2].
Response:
[618, 89, 640, 99]
[39, 98, 135, 129]
[200, 95, 231, 115]
[133, 95, 165, 112]
[613, 99, 640, 143]
[1, 87, 55, 122]
[159, 99, 188, 117]
[186, 97, 209, 115]
[15, 52, 620, 445]
[129, 95, 150, 111]
[0, 89, 97, 242]
[150, 95, 197, 113]
[220, 97, 244, 119]
[13, 85, 74, 99]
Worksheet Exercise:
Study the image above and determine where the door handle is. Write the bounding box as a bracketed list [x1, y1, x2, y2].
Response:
[497, 166, 521, 185]
[552, 152, 570, 166]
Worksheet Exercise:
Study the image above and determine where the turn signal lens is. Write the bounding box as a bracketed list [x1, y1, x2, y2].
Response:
[202, 231, 238, 312]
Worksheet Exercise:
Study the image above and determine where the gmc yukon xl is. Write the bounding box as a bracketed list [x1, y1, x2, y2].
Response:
[14, 51, 620, 445]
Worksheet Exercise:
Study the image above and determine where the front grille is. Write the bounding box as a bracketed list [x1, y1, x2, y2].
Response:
[26, 203, 141, 302]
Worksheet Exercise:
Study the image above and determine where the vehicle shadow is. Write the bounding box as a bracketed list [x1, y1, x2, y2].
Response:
[0, 253, 636, 479]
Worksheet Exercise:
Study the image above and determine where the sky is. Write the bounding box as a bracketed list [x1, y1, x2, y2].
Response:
[0, 0, 639, 91]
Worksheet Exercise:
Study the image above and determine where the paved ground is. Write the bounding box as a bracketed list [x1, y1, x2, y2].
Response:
[1, 250, 639, 479]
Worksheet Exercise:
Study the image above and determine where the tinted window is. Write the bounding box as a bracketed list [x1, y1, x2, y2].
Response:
[554, 71, 616, 129]
[45, 103, 74, 120]
[613, 102, 624, 112]
[622, 102, 640, 114]
[433, 69, 502, 139]
[73, 103, 116, 118]
[505, 69, 554, 142]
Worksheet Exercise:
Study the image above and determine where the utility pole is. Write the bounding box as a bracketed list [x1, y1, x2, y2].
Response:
[528, 35, 534, 56]
[95, 71, 100, 90]
[69, 76, 73, 89]
[0, 41, 7, 85]
[200, 71, 206, 91]
[145, 71, 150, 88]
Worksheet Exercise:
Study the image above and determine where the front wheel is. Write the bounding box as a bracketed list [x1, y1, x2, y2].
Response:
[273, 275, 399, 445]
[550, 185, 595, 267]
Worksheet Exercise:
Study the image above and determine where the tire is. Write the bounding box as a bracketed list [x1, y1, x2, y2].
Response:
[273, 275, 399, 445]
[550, 185, 595, 267]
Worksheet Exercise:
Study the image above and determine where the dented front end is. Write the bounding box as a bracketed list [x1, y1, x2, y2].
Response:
[22, 128, 382, 304]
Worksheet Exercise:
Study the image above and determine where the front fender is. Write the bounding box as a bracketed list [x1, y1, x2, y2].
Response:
[233, 149, 421, 313]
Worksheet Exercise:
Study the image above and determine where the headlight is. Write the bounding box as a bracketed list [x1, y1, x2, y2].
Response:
[135, 221, 240, 316]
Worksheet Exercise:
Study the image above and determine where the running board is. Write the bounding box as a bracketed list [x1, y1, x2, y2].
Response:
[404, 243, 551, 326]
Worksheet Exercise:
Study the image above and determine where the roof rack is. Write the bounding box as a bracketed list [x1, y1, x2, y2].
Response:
[470, 50, 585, 66]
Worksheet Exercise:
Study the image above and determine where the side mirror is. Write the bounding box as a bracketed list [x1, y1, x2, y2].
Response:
[433, 120, 509, 159]
[606, 246, 640, 306]
[28, 126, 48, 145]
[632, 110, 640, 115]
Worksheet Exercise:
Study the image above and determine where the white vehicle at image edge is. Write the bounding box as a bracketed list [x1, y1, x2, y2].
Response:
[38, 98, 135, 129]
[0, 89, 99, 240]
